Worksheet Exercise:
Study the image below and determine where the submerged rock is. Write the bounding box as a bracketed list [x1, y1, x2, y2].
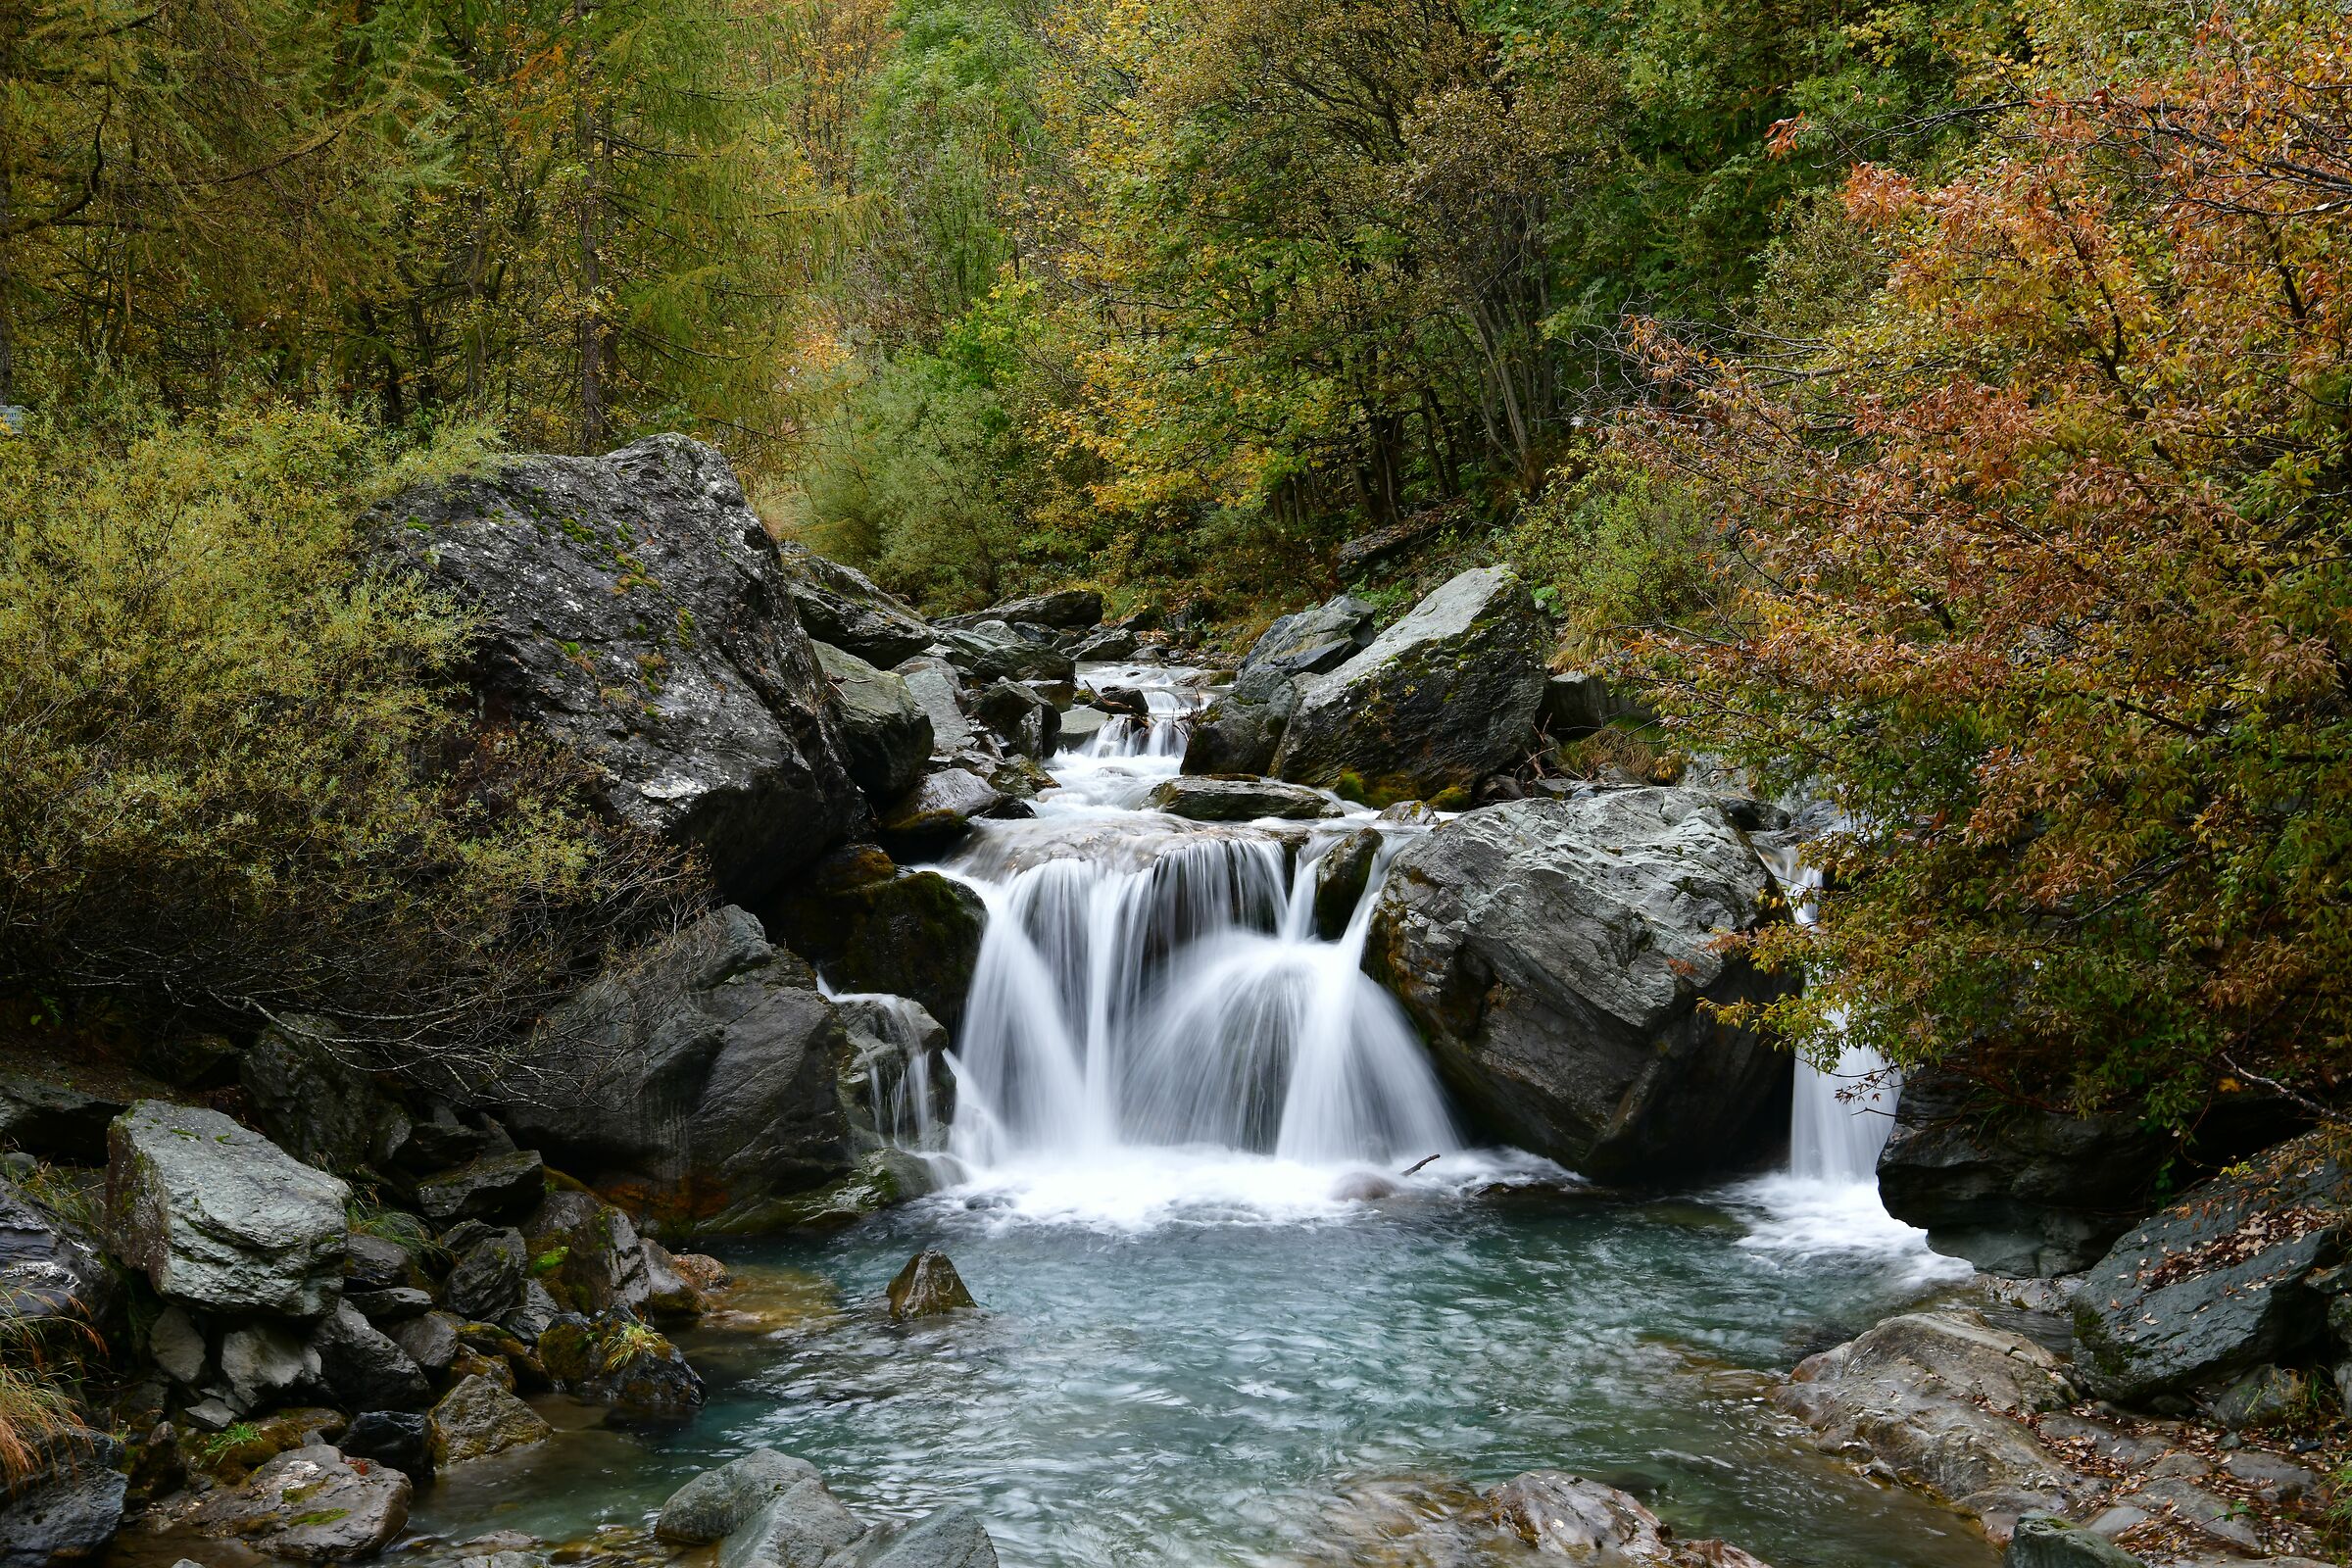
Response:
[188, 1444, 411, 1562]
[1273, 566, 1546, 802]
[106, 1101, 348, 1317]
[887, 1250, 975, 1321]
[372, 435, 864, 902]
[1367, 791, 1792, 1180]
[816, 643, 933, 804]
[764, 847, 987, 1030]
[1145, 776, 1340, 822]
[497, 906, 855, 1231]
[2071, 1132, 2346, 1404]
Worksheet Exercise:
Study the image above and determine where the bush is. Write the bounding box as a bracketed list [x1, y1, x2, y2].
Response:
[1503, 453, 1724, 659]
[0, 404, 693, 1087]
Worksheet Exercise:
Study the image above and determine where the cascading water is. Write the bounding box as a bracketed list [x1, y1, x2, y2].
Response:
[1752, 843, 1899, 1183]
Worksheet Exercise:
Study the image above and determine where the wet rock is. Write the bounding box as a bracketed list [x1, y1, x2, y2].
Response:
[349, 1286, 433, 1323]
[0, 1179, 114, 1326]
[854, 1505, 1003, 1568]
[778, 546, 939, 668]
[444, 1230, 528, 1320]
[537, 1311, 706, 1421]
[894, 657, 977, 759]
[188, 1443, 410, 1561]
[371, 435, 865, 903]
[427, 1374, 552, 1466]
[414, 1150, 546, 1227]
[311, 1300, 432, 1411]
[815, 643, 932, 803]
[338, 1411, 431, 1478]
[959, 590, 1102, 631]
[1181, 663, 1302, 776]
[381, 1104, 510, 1175]
[934, 623, 1075, 687]
[391, 1311, 462, 1378]
[0, 1430, 126, 1568]
[887, 1250, 975, 1321]
[343, 1232, 425, 1294]
[1311, 828, 1382, 940]
[523, 1190, 649, 1318]
[220, 1321, 320, 1411]
[1070, 627, 1139, 662]
[1876, 1070, 2171, 1278]
[1330, 1171, 1397, 1201]
[0, 1056, 166, 1163]
[838, 998, 955, 1166]
[970, 679, 1060, 760]
[506, 1279, 562, 1343]
[497, 906, 854, 1233]
[658, 1449, 818, 1544]
[106, 1101, 348, 1316]
[1274, 566, 1547, 802]
[238, 1019, 397, 1176]
[1144, 776, 1339, 821]
[1485, 1472, 1769, 1566]
[1367, 791, 1792, 1180]
[2005, 1514, 2144, 1567]
[2072, 1133, 2345, 1404]
[877, 769, 1010, 858]
[1778, 1310, 2085, 1540]
[147, 1303, 209, 1387]
[715, 1460, 866, 1568]
[1242, 595, 1377, 677]
[764, 847, 988, 1030]
[1056, 707, 1110, 750]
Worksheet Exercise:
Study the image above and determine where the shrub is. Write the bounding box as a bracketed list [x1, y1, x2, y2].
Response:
[0, 404, 695, 1088]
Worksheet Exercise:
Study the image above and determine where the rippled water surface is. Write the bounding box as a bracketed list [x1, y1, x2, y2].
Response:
[412, 1177, 1993, 1568]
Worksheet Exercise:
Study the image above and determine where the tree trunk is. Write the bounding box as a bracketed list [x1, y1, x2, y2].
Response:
[573, 0, 607, 453]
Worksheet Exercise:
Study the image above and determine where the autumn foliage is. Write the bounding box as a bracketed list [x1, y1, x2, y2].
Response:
[1624, 13, 2352, 1126]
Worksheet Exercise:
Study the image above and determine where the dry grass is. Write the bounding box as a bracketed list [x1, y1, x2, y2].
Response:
[0, 1314, 97, 1489]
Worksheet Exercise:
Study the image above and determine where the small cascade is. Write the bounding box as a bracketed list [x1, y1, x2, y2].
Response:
[833, 991, 962, 1191]
[1753, 841, 1898, 1183]
[1075, 663, 1204, 760]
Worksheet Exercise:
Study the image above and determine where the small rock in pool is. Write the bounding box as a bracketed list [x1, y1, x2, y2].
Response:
[1330, 1171, 1398, 1201]
[888, 1249, 977, 1321]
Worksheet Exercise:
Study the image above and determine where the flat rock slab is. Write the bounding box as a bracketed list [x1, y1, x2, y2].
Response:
[106, 1101, 348, 1316]
[1146, 777, 1340, 821]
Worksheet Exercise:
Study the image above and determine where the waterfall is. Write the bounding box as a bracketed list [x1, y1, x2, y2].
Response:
[1753, 841, 1896, 1185]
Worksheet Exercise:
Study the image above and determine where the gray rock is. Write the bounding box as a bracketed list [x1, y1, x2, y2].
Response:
[498, 906, 854, 1231]
[2005, 1514, 2145, 1567]
[339, 1410, 432, 1478]
[816, 643, 932, 803]
[851, 1506, 1003, 1568]
[414, 1149, 546, 1226]
[189, 1444, 410, 1561]
[2218, 1447, 2322, 1500]
[894, 657, 977, 759]
[1485, 1472, 1769, 1566]
[2210, 1363, 2302, 1428]
[1070, 628, 1140, 662]
[381, 1104, 509, 1174]
[970, 679, 1060, 760]
[506, 1279, 563, 1343]
[1541, 671, 1614, 736]
[887, 1250, 975, 1321]
[1056, 707, 1110, 750]
[349, 1286, 433, 1322]
[1274, 566, 1546, 801]
[961, 589, 1101, 631]
[343, 1231, 424, 1293]
[1311, 829, 1382, 940]
[778, 545, 940, 668]
[716, 1464, 866, 1568]
[2072, 1133, 2344, 1403]
[0, 1180, 114, 1326]
[2130, 1478, 2258, 1549]
[1779, 1311, 2086, 1538]
[391, 1310, 462, 1376]
[0, 1058, 165, 1162]
[1144, 777, 1339, 822]
[106, 1102, 348, 1316]
[1181, 663, 1302, 776]
[764, 848, 987, 1031]
[238, 1018, 395, 1175]
[444, 1229, 528, 1321]
[312, 1300, 431, 1411]
[0, 1431, 125, 1568]
[1367, 791, 1792, 1179]
[220, 1321, 318, 1411]
[427, 1374, 552, 1466]
[522, 1191, 649, 1317]
[877, 769, 1010, 858]
[1242, 595, 1376, 677]
[933, 624, 1075, 686]
[1877, 1069, 2169, 1277]
[371, 435, 865, 902]
[148, 1303, 209, 1387]
[659, 1448, 818, 1544]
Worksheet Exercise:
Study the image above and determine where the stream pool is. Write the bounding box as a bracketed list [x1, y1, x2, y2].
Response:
[412, 1169, 1996, 1568]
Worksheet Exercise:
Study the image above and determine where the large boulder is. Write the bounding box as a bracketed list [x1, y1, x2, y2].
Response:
[659, 1449, 819, 1544]
[1875, 1070, 2170, 1278]
[1181, 664, 1303, 777]
[0, 1181, 114, 1326]
[0, 1430, 125, 1568]
[1367, 791, 1792, 1179]
[1145, 777, 1339, 822]
[1273, 566, 1546, 802]
[1778, 1311, 2087, 1541]
[523, 1190, 652, 1317]
[815, 643, 931, 803]
[959, 589, 1102, 631]
[237, 1019, 397, 1177]
[763, 847, 987, 1030]
[187, 1445, 410, 1562]
[2072, 1133, 2346, 1404]
[857, 1506, 1003, 1568]
[970, 679, 1060, 760]
[106, 1102, 348, 1316]
[933, 624, 1075, 686]
[310, 1301, 432, 1411]
[776, 545, 939, 668]
[716, 1462, 867, 1568]
[1241, 595, 1377, 677]
[537, 1310, 705, 1422]
[497, 906, 854, 1231]
[877, 768, 1014, 858]
[894, 657, 979, 759]
[372, 435, 864, 901]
